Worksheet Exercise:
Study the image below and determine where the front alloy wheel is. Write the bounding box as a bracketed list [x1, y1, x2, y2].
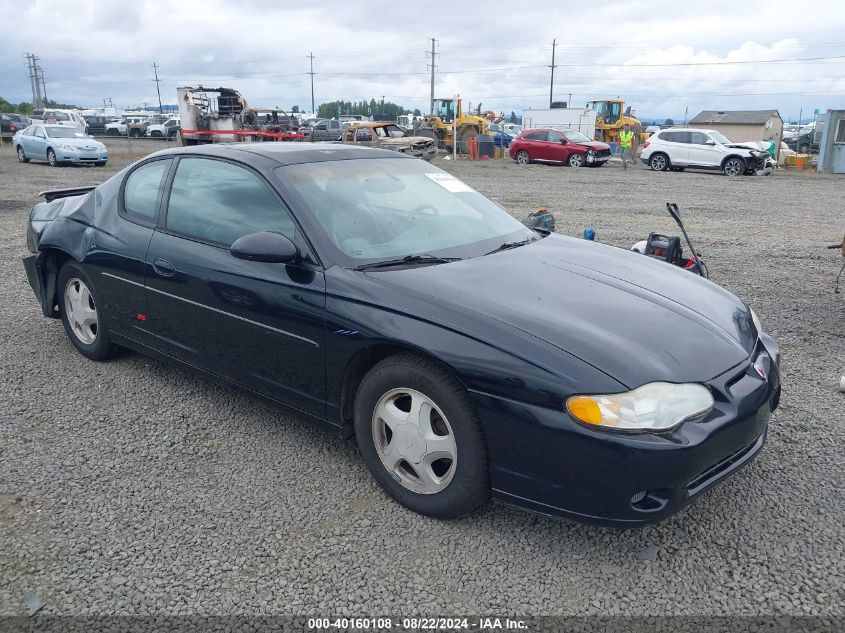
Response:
[723, 157, 745, 176]
[516, 150, 530, 165]
[568, 153, 585, 167]
[372, 388, 457, 494]
[354, 354, 489, 519]
[47, 149, 58, 167]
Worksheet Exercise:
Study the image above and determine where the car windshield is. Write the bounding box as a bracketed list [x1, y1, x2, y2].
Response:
[46, 127, 87, 138]
[45, 112, 70, 121]
[710, 131, 732, 144]
[280, 158, 536, 267]
[564, 130, 592, 143]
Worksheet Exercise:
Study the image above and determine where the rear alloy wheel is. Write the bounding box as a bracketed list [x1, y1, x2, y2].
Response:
[723, 157, 745, 176]
[354, 354, 489, 519]
[568, 153, 585, 167]
[47, 148, 58, 167]
[58, 262, 115, 361]
[798, 143, 810, 154]
[17, 146, 29, 163]
[649, 153, 668, 171]
[516, 150, 530, 165]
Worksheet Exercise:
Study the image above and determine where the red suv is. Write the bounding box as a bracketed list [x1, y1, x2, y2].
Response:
[509, 128, 611, 167]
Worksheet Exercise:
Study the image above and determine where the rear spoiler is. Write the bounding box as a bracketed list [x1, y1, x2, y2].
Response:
[38, 186, 97, 202]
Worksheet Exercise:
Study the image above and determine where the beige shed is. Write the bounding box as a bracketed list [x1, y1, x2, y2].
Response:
[689, 110, 784, 146]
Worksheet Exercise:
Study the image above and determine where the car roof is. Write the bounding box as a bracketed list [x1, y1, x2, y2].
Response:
[152, 142, 411, 166]
[657, 127, 713, 134]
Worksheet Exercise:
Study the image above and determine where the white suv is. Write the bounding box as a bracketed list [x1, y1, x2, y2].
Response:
[640, 127, 774, 176]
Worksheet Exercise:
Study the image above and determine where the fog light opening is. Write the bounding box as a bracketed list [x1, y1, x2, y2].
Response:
[630, 489, 670, 513]
[630, 490, 647, 504]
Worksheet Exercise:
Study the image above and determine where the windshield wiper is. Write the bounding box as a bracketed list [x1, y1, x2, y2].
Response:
[483, 238, 534, 256]
[353, 254, 461, 271]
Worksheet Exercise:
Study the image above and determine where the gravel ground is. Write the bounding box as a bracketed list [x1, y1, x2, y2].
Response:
[0, 138, 843, 620]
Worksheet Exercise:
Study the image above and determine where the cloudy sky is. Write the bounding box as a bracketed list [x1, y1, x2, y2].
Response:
[1, 0, 843, 122]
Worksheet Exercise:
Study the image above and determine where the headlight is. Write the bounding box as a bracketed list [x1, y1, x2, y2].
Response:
[566, 382, 714, 431]
[750, 307, 762, 336]
[57, 144, 75, 150]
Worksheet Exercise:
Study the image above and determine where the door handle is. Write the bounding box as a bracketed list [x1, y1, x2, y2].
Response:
[152, 258, 175, 277]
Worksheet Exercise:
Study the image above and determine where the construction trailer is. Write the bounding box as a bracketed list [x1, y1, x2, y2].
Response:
[521, 108, 596, 138]
[817, 109, 845, 174]
[177, 86, 302, 145]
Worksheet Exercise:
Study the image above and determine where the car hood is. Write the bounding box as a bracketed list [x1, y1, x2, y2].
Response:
[366, 234, 756, 387]
[572, 140, 610, 151]
[51, 137, 104, 148]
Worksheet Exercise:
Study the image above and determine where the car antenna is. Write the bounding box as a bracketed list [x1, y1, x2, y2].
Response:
[666, 202, 708, 279]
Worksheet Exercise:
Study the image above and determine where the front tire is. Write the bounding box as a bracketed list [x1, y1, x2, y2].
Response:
[649, 153, 669, 171]
[723, 156, 745, 176]
[515, 150, 530, 165]
[150, 130, 163, 138]
[107, 128, 118, 136]
[58, 262, 115, 361]
[17, 146, 29, 163]
[568, 153, 585, 167]
[354, 354, 489, 519]
[47, 148, 59, 167]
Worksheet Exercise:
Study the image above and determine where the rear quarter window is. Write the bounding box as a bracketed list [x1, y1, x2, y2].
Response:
[122, 159, 172, 223]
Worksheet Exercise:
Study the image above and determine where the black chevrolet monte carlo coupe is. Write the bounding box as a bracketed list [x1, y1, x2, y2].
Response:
[23, 143, 781, 526]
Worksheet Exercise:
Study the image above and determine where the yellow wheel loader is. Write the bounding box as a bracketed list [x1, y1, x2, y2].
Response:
[414, 98, 491, 154]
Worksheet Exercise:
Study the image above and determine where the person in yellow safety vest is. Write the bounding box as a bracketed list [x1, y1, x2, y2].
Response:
[619, 125, 634, 170]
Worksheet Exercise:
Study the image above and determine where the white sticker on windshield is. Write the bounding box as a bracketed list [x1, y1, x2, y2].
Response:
[425, 173, 474, 193]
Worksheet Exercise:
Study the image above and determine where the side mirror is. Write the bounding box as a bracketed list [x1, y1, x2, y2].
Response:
[560, 139, 568, 144]
[705, 139, 716, 145]
[230, 232, 298, 263]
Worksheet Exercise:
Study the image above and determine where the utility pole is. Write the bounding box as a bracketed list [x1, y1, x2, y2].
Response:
[25, 53, 45, 109]
[549, 39, 558, 108]
[427, 37, 438, 115]
[307, 52, 316, 114]
[152, 62, 163, 114]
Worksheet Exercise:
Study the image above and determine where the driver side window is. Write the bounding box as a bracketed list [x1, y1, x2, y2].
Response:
[165, 158, 296, 246]
[547, 131, 564, 143]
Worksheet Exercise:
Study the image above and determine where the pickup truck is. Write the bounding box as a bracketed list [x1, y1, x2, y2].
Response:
[303, 119, 343, 141]
[105, 116, 148, 136]
[147, 118, 181, 139]
[342, 122, 437, 161]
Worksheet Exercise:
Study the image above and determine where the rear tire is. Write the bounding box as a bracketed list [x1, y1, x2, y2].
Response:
[515, 150, 530, 165]
[17, 146, 29, 163]
[57, 262, 116, 361]
[354, 354, 489, 519]
[649, 153, 669, 171]
[798, 143, 810, 154]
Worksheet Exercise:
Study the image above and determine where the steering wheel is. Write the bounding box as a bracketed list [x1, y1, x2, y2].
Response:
[411, 204, 439, 217]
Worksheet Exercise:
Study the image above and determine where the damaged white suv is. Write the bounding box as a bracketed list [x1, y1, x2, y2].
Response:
[640, 128, 774, 176]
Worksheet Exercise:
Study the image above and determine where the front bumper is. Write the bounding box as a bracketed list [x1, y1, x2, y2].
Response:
[57, 149, 108, 163]
[473, 336, 781, 527]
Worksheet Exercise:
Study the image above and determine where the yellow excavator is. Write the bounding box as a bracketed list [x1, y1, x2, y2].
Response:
[414, 97, 491, 153]
[588, 98, 648, 145]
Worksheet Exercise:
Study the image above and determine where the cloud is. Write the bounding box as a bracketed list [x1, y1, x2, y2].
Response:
[0, 0, 843, 120]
